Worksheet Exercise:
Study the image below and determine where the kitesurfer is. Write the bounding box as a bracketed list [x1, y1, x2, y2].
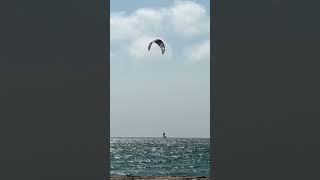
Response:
[163, 132, 166, 138]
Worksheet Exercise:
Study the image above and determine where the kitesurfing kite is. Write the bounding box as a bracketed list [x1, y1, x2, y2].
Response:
[148, 39, 165, 54]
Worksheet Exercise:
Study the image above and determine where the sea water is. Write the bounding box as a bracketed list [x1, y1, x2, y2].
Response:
[110, 137, 210, 176]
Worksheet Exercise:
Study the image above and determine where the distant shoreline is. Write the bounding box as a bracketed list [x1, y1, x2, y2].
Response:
[110, 176, 210, 180]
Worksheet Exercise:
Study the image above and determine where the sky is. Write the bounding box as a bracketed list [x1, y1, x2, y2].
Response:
[110, 0, 210, 138]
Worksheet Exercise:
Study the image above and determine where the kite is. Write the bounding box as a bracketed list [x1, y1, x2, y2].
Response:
[148, 39, 165, 54]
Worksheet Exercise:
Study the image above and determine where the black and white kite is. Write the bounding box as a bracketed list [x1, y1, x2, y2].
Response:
[148, 39, 165, 54]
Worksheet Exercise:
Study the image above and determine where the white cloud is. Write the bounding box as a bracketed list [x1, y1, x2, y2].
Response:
[170, 0, 210, 37]
[110, 0, 210, 62]
[184, 40, 210, 62]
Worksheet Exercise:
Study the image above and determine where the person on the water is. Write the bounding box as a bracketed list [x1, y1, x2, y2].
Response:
[163, 132, 166, 138]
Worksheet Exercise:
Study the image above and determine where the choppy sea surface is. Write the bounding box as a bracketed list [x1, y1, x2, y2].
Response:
[110, 137, 210, 176]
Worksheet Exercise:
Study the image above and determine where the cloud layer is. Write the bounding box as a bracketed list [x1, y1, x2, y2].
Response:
[110, 0, 210, 63]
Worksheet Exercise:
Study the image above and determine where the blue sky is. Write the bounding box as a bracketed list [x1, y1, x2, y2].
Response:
[110, 0, 210, 138]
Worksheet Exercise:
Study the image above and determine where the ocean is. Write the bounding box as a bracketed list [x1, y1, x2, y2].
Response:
[110, 137, 210, 176]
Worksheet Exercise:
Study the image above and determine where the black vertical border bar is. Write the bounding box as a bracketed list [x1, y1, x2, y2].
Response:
[102, 0, 110, 179]
[213, 0, 320, 179]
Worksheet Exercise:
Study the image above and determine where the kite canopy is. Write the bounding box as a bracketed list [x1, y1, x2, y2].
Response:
[148, 39, 165, 54]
